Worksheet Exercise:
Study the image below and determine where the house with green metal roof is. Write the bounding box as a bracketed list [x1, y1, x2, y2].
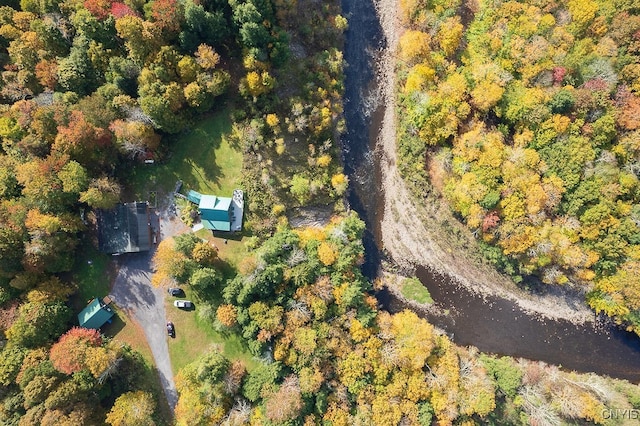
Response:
[78, 296, 114, 329]
[187, 189, 244, 232]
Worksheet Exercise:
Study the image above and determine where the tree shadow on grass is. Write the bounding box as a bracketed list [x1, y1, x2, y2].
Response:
[147, 365, 176, 423]
[212, 230, 244, 242]
[171, 114, 232, 193]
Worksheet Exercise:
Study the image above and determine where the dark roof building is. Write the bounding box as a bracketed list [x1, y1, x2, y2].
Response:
[97, 202, 151, 254]
[78, 296, 114, 329]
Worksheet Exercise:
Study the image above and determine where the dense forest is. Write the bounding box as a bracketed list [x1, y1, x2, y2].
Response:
[2, 0, 640, 424]
[158, 214, 640, 425]
[0, 0, 345, 422]
[396, 0, 640, 332]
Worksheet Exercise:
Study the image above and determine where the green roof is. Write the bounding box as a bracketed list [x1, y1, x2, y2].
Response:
[199, 194, 231, 212]
[201, 219, 231, 231]
[199, 195, 232, 230]
[78, 298, 114, 329]
[187, 190, 202, 204]
[186, 190, 242, 232]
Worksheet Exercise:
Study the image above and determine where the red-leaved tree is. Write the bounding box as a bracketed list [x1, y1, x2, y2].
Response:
[84, 0, 112, 20]
[111, 2, 138, 18]
[50, 327, 103, 374]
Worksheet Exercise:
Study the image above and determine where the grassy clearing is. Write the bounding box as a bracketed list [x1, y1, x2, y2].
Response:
[71, 239, 113, 312]
[103, 306, 153, 360]
[194, 231, 250, 278]
[400, 277, 434, 304]
[165, 286, 258, 373]
[127, 110, 242, 200]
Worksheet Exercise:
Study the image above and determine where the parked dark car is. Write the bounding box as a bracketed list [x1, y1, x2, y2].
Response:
[168, 287, 182, 296]
[166, 322, 175, 337]
[174, 300, 193, 309]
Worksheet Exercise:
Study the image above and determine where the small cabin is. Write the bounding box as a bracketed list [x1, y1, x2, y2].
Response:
[78, 296, 114, 330]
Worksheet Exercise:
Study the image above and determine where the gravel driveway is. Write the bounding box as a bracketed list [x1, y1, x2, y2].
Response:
[110, 199, 189, 411]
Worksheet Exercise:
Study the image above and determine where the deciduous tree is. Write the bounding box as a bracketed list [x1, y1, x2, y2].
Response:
[50, 327, 102, 374]
[106, 391, 156, 426]
[79, 177, 121, 209]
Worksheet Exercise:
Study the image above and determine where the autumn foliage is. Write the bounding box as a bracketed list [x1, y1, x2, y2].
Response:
[396, 0, 640, 331]
[50, 327, 102, 374]
[173, 216, 637, 424]
[84, 0, 112, 20]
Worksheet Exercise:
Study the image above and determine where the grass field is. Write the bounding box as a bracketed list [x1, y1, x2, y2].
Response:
[71, 240, 112, 307]
[400, 277, 434, 304]
[127, 111, 242, 200]
[165, 285, 258, 373]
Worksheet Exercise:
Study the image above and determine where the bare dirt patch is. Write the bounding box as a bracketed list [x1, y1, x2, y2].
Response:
[373, 0, 593, 324]
[288, 205, 335, 228]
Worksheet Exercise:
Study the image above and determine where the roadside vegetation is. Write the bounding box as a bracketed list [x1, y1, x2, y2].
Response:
[396, 0, 640, 333]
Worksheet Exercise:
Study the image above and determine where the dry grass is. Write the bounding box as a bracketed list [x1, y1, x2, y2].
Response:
[103, 305, 154, 360]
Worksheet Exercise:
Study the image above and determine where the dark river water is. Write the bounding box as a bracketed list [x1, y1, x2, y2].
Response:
[340, 0, 640, 382]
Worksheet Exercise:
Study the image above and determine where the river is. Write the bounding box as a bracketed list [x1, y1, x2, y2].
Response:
[340, 0, 640, 382]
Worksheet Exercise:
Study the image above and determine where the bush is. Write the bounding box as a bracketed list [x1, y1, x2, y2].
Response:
[480, 355, 522, 399]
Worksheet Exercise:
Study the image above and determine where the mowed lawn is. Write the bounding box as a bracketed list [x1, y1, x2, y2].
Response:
[165, 285, 258, 374]
[71, 240, 112, 307]
[127, 110, 243, 199]
[126, 110, 255, 374]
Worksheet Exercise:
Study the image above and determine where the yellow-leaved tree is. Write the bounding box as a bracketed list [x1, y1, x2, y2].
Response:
[438, 16, 463, 57]
[398, 30, 431, 64]
[151, 238, 187, 287]
[105, 391, 156, 426]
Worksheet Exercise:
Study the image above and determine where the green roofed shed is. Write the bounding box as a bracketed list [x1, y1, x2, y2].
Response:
[78, 297, 114, 329]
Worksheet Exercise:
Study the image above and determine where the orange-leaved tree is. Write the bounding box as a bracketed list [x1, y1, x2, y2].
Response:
[50, 327, 102, 374]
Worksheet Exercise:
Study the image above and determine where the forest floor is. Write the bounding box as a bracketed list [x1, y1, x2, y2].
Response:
[373, 0, 594, 324]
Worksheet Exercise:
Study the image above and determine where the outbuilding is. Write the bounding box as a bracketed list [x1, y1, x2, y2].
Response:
[78, 296, 114, 329]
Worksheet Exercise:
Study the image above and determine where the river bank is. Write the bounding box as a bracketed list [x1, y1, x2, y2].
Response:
[372, 0, 595, 324]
